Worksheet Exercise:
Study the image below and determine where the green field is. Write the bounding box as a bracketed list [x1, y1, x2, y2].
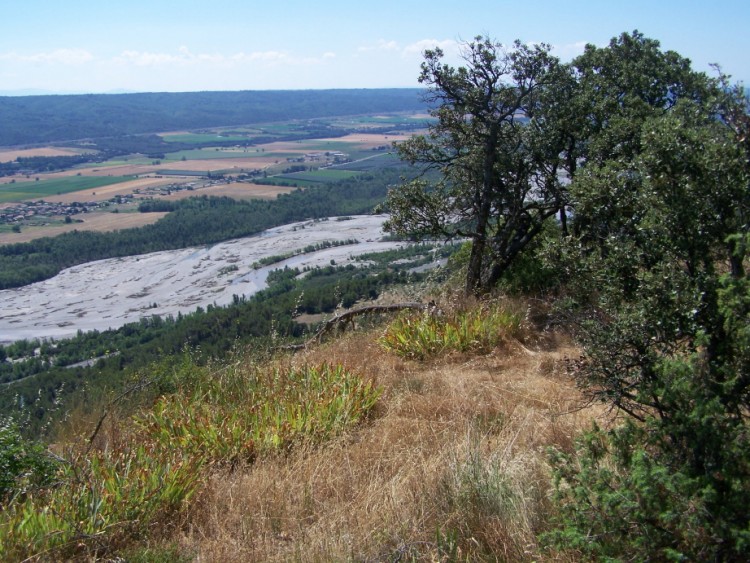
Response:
[161, 133, 253, 144]
[162, 149, 295, 161]
[0, 176, 136, 203]
[274, 169, 359, 183]
[332, 152, 402, 171]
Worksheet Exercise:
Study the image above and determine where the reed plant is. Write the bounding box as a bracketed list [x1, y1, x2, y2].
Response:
[380, 301, 523, 360]
[138, 361, 381, 465]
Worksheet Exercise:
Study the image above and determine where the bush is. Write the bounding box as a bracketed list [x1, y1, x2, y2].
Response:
[0, 417, 57, 503]
[138, 361, 382, 466]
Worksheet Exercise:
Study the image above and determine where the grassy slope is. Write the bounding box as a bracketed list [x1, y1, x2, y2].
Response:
[2, 291, 601, 561]
[158, 298, 599, 561]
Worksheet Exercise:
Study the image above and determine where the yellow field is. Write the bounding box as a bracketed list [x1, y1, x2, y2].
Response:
[0, 147, 92, 163]
[41, 178, 177, 203]
[0, 210, 169, 244]
[0, 130, 415, 209]
[157, 182, 296, 201]
[310, 132, 413, 147]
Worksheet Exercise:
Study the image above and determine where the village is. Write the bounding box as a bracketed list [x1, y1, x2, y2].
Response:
[0, 198, 123, 228]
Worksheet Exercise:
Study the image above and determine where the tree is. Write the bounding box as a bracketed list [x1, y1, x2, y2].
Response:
[545, 33, 750, 560]
[384, 37, 567, 295]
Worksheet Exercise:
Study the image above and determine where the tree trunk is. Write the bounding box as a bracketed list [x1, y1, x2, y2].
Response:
[466, 235, 486, 295]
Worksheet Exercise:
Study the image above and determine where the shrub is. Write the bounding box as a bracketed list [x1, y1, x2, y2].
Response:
[380, 302, 523, 360]
[138, 361, 382, 466]
[0, 442, 201, 561]
[0, 417, 57, 503]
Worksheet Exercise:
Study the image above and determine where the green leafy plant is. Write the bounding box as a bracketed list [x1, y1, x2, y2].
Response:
[380, 302, 523, 360]
[138, 362, 382, 465]
[0, 417, 57, 503]
[0, 442, 201, 561]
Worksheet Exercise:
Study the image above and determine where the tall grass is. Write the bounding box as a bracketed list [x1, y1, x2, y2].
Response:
[138, 361, 382, 465]
[0, 357, 381, 560]
[0, 443, 201, 561]
[380, 301, 524, 360]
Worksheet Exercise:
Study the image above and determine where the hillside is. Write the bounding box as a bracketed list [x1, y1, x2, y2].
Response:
[166, 305, 594, 561]
[0, 293, 600, 561]
[0, 30, 748, 562]
[0, 89, 427, 146]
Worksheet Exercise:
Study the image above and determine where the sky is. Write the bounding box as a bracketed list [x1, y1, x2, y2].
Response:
[1, 0, 748, 95]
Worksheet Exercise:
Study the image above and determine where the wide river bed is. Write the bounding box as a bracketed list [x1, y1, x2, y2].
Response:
[0, 215, 406, 344]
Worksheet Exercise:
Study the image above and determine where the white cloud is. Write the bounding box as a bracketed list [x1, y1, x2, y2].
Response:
[551, 41, 589, 61]
[0, 48, 94, 65]
[115, 50, 183, 66]
[231, 50, 290, 64]
[358, 39, 400, 53]
[111, 47, 335, 70]
[402, 39, 459, 58]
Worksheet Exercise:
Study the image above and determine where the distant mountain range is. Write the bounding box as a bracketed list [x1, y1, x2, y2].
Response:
[0, 89, 428, 146]
[0, 89, 138, 96]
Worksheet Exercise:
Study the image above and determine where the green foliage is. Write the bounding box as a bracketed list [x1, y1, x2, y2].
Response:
[498, 219, 561, 295]
[380, 302, 523, 360]
[385, 37, 567, 294]
[546, 420, 750, 561]
[138, 362, 381, 465]
[0, 351, 381, 560]
[0, 90, 427, 146]
[543, 32, 750, 561]
[0, 418, 57, 502]
[0, 442, 202, 561]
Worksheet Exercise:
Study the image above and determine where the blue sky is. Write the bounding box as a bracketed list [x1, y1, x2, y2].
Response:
[1, 0, 748, 94]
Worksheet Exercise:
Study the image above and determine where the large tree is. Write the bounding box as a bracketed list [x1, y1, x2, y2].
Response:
[545, 34, 750, 560]
[384, 37, 567, 295]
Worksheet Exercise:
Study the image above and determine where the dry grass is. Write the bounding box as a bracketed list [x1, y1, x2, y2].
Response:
[169, 306, 601, 561]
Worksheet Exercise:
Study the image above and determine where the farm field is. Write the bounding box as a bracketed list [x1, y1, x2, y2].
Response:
[156, 182, 297, 201]
[273, 169, 359, 183]
[0, 182, 297, 244]
[0, 120, 418, 214]
[0, 209, 169, 244]
[0, 146, 94, 163]
[40, 177, 177, 203]
[0, 176, 136, 204]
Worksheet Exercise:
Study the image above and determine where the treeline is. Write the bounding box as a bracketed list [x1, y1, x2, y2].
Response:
[0, 167, 413, 289]
[0, 89, 427, 146]
[0, 154, 94, 177]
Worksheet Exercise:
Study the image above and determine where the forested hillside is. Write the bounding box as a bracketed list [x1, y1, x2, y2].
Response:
[0, 89, 427, 146]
